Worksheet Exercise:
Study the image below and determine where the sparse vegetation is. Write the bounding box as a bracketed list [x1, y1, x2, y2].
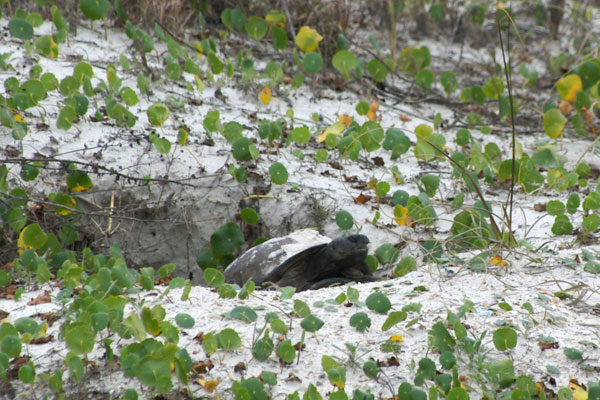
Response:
[1, 0, 600, 399]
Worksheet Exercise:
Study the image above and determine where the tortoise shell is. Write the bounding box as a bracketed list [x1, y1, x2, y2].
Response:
[224, 229, 375, 291]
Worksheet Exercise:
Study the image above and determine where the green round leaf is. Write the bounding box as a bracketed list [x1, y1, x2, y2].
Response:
[362, 360, 378, 379]
[546, 200, 565, 216]
[543, 108, 567, 139]
[68, 94, 89, 116]
[64, 323, 95, 354]
[1, 335, 22, 358]
[303, 52, 323, 74]
[225, 306, 258, 323]
[356, 100, 369, 115]
[392, 190, 409, 207]
[56, 105, 77, 130]
[252, 332, 274, 361]
[21, 223, 48, 249]
[276, 339, 296, 363]
[136, 356, 171, 387]
[147, 103, 170, 126]
[20, 80, 46, 102]
[18, 362, 35, 383]
[582, 214, 600, 233]
[292, 126, 310, 144]
[210, 222, 244, 256]
[293, 299, 311, 318]
[120, 87, 139, 106]
[271, 26, 288, 50]
[269, 162, 288, 185]
[416, 68, 434, 88]
[381, 311, 407, 331]
[440, 71, 458, 94]
[59, 76, 79, 97]
[216, 328, 242, 351]
[74, 62, 94, 82]
[492, 327, 517, 351]
[382, 128, 411, 159]
[151, 136, 171, 154]
[421, 174, 440, 197]
[447, 387, 469, 400]
[563, 347, 583, 360]
[349, 312, 371, 332]
[230, 8, 247, 31]
[551, 214, 573, 235]
[439, 351, 456, 370]
[375, 243, 398, 265]
[575, 60, 600, 89]
[67, 170, 93, 192]
[207, 50, 225, 75]
[394, 256, 417, 277]
[376, 181, 390, 198]
[583, 192, 600, 211]
[35, 35, 59, 58]
[240, 378, 268, 400]
[26, 13, 44, 27]
[291, 72, 304, 89]
[300, 314, 324, 332]
[20, 164, 39, 182]
[367, 59, 387, 82]
[315, 148, 328, 162]
[335, 210, 354, 230]
[9, 18, 34, 40]
[174, 313, 195, 329]
[365, 292, 392, 314]
[203, 268, 225, 287]
[79, 0, 111, 21]
[332, 50, 357, 79]
[240, 208, 259, 224]
[232, 137, 256, 161]
[245, 16, 267, 39]
[164, 62, 181, 80]
[223, 121, 243, 143]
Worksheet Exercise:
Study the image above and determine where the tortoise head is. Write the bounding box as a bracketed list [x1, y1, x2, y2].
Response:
[326, 234, 369, 260]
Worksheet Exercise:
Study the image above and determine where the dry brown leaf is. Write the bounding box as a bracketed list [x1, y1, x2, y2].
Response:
[28, 291, 51, 305]
[367, 101, 379, 121]
[558, 100, 573, 115]
[198, 378, 219, 392]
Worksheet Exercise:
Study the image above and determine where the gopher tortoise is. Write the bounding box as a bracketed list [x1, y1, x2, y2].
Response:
[224, 229, 376, 291]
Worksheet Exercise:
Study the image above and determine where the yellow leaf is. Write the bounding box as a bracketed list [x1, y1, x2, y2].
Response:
[568, 381, 588, 400]
[489, 255, 508, 267]
[47, 36, 58, 58]
[69, 185, 87, 193]
[14, 113, 24, 122]
[556, 74, 582, 103]
[391, 169, 403, 184]
[259, 86, 272, 105]
[317, 121, 345, 143]
[368, 178, 378, 190]
[339, 114, 352, 127]
[17, 229, 31, 255]
[194, 42, 204, 57]
[295, 26, 322, 53]
[390, 334, 404, 342]
[367, 101, 379, 121]
[394, 205, 410, 226]
[265, 10, 287, 27]
[198, 378, 220, 393]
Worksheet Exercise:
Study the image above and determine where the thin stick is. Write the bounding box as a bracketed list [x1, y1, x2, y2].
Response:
[496, 6, 517, 247]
